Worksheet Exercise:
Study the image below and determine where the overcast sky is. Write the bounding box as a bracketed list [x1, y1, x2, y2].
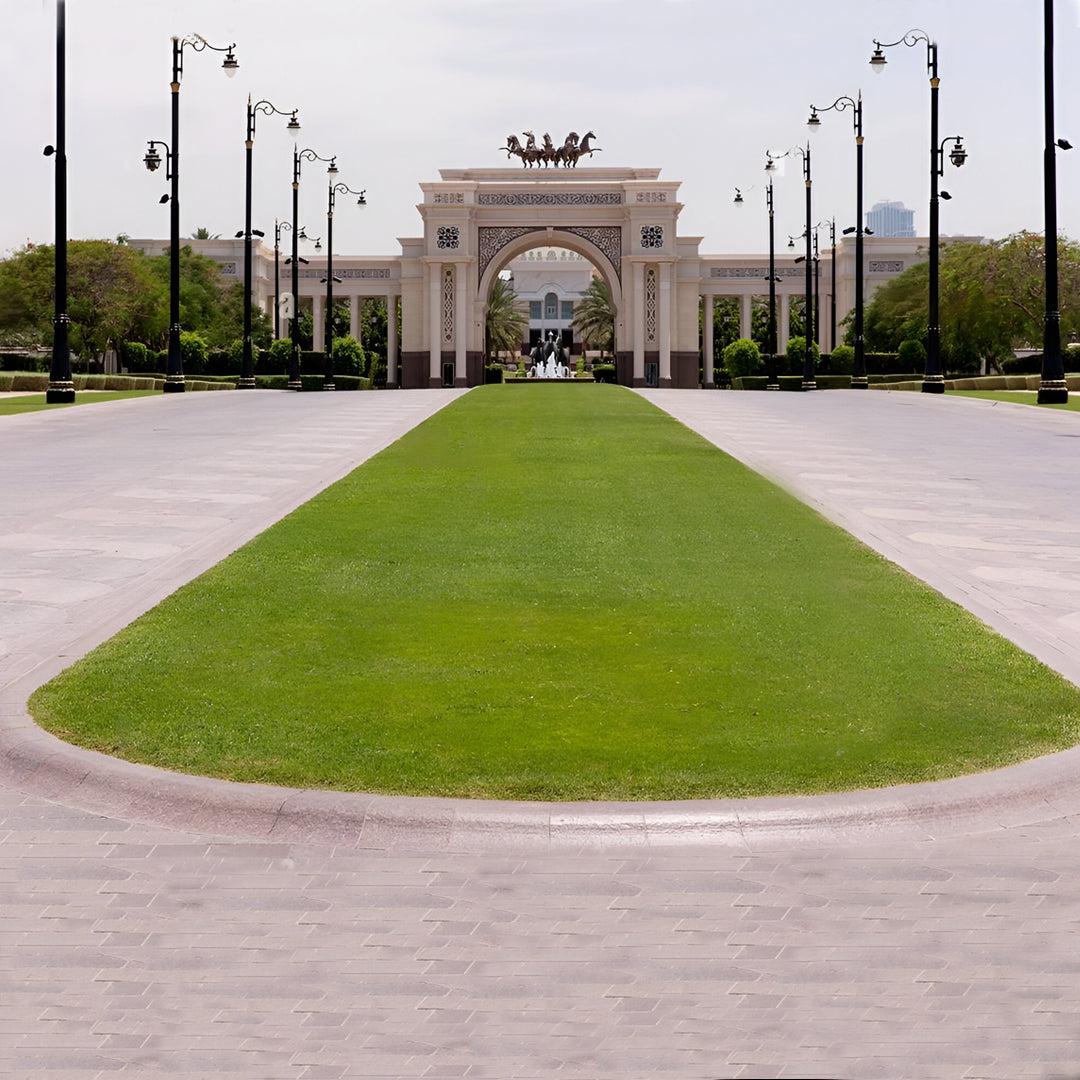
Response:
[4, 0, 1079, 261]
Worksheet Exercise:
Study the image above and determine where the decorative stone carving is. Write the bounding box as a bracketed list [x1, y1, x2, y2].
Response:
[869, 260, 904, 273]
[710, 266, 804, 279]
[478, 225, 622, 284]
[442, 266, 454, 344]
[640, 225, 664, 249]
[436, 225, 460, 250]
[645, 266, 657, 344]
[635, 192, 668, 204]
[433, 192, 464, 205]
[477, 191, 621, 206]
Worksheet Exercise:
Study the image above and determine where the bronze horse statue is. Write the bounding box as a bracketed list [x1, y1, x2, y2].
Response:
[502, 130, 601, 169]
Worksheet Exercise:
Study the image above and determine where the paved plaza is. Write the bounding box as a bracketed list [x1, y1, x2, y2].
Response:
[2, 387, 1080, 1078]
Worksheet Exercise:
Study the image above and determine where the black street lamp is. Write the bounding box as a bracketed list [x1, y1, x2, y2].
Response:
[1040, 0, 1070, 404]
[273, 219, 291, 340]
[321, 181, 366, 391]
[816, 218, 837, 358]
[44, 0, 73, 404]
[144, 33, 238, 393]
[870, 30, 966, 394]
[734, 178, 781, 389]
[291, 147, 336, 391]
[768, 146, 815, 390]
[808, 95, 867, 387]
[237, 97, 299, 388]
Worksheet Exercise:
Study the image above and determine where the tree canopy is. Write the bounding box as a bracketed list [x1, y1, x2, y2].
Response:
[485, 275, 527, 361]
[858, 232, 1080, 367]
[570, 274, 615, 354]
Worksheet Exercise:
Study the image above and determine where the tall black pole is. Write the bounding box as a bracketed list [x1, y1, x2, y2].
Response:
[922, 44, 945, 392]
[46, 0, 73, 403]
[766, 179, 779, 390]
[241, 96, 256, 388]
[802, 145, 815, 390]
[1039, 0, 1068, 403]
[324, 185, 335, 391]
[853, 99, 867, 388]
[829, 220, 837, 361]
[289, 148, 302, 390]
[165, 37, 184, 393]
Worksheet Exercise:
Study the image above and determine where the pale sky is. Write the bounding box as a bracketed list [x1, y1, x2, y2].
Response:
[3, 0, 1079, 261]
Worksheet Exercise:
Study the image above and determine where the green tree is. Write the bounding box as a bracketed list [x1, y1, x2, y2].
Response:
[485, 275, 527, 362]
[332, 336, 365, 377]
[191, 227, 220, 240]
[570, 274, 615, 354]
[0, 240, 165, 360]
[785, 335, 820, 375]
[722, 337, 760, 378]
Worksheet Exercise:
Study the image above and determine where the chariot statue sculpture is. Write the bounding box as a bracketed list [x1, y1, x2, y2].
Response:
[501, 130, 601, 169]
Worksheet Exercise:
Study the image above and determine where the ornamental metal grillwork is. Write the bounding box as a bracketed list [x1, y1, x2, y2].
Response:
[477, 225, 622, 285]
[710, 266, 804, 279]
[442, 266, 454, 344]
[869, 260, 904, 273]
[437, 225, 460, 250]
[640, 225, 664, 249]
[433, 192, 465, 205]
[477, 191, 621, 206]
[218, 262, 238, 275]
[635, 192, 668, 204]
[645, 266, 657, 344]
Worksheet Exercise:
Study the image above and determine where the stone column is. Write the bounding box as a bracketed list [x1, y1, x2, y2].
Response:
[779, 293, 791, 355]
[740, 294, 753, 340]
[633, 261, 645, 384]
[454, 263, 466, 385]
[659, 262, 672, 385]
[429, 264, 441, 385]
[386, 294, 398, 386]
[702, 295, 714, 387]
[350, 294, 361, 344]
[312, 291, 325, 353]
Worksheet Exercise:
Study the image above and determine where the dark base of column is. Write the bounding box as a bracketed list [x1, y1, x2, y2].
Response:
[921, 378, 946, 394]
[46, 382, 75, 404]
[163, 377, 186, 394]
[322, 381, 336, 391]
[659, 377, 672, 388]
[850, 377, 868, 389]
[801, 380, 817, 391]
[1038, 381, 1069, 404]
[766, 381, 781, 391]
[632, 377, 647, 388]
[237, 378, 256, 390]
[287, 380, 303, 392]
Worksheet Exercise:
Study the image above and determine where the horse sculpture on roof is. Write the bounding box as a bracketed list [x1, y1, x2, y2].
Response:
[501, 130, 602, 169]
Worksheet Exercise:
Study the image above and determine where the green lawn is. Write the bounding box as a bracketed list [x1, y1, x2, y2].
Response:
[0, 391, 159, 416]
[30, 385, 1080, 800]
[949, 390, 1080, 410]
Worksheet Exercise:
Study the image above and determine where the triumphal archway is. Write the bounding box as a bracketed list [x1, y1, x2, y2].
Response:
[398, 165, 703, 389]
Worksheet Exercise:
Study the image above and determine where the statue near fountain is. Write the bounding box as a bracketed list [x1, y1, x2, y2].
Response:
[529, 331, 569, 378]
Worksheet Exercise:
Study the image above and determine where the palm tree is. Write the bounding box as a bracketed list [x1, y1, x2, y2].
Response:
[485, 275, 527, 362]
[191, 227, 220, 240]
[570, 274, 615, 355]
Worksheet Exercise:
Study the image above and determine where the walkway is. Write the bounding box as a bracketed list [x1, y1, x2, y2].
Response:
[1, 388, 1079, 1078]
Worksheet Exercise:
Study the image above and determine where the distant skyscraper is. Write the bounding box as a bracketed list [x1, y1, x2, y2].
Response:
[866, 200, 915, 238]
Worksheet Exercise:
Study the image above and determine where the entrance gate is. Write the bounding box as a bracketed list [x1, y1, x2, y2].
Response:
[398, 167, 702, 389]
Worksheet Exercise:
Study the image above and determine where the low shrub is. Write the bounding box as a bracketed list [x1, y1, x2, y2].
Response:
[722, 338, 761, 378]
[484, 365, 504, 384]
[592, 364, 616, 384]
[829, 344, 855, 375]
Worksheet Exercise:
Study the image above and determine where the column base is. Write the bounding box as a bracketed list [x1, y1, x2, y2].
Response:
[921, 377, 946, 394]
[766, 381, 781, 391]
[801, 380, 817, 392]
[237, 378, 256, 390]
[163, 376, 186, 394]
[322, 380, 336, 392]
[45, 382, 75, 404]
[850, 377, 868, 390]
[1038, 380, 1069, 404]
[287, 380, 303, 392]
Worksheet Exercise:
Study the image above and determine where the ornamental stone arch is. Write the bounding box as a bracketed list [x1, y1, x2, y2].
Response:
[397, 167, 703, 389]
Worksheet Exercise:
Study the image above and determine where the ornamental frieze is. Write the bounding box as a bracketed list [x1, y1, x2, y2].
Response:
[478, 225, 622, 284]
[710, 266, 804, 279]
[477, 191, 621, 207]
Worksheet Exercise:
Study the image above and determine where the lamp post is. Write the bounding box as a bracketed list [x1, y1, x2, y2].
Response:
[291, 148, 336, 391]
[808, 95, 867, 386]
[237, 98, 299, 388]
[144, 34, 238, 393]
[273, 219, 290, 340]
[44, 0, 73, 404]
[870, 31, 965, 394]
[734, 177, 781, 389]
[768, 146, 815, 390]
[322, 181, 366, 390]
[817, 218, 837, 356]
[1040, 0, 1070, 403]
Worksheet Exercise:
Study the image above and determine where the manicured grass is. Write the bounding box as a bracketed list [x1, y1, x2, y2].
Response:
[0, 391, 159, 416]
[949, 390, 1080, 411]
[30, 386, 1080, 800]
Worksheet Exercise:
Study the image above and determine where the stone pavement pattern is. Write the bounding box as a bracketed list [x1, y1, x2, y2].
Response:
[2, 389, 1080, 1078]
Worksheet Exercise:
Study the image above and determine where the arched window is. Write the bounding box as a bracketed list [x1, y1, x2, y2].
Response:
[544, 292, 558, 320]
